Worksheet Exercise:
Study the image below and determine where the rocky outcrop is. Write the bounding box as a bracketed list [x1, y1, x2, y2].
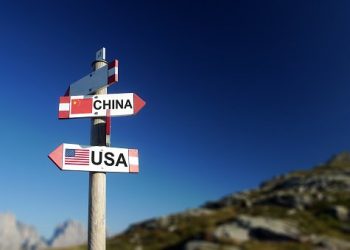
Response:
[0, 213, 46, 250]
[327, 205, 349, 222]
[101, 152, 350, 249]
[235, 215, 300, 241]
[49, 220, 87, 248]
[212, 223, 249, 243]
[185, 241, 240, 250]
[0, 214, 87, 250]
[309, 235, 350, 250]
[203, 192, 253, 209]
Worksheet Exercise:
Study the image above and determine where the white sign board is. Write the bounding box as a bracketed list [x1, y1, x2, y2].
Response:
[48, 143, 139, 173]
[58, 93, 145, 119]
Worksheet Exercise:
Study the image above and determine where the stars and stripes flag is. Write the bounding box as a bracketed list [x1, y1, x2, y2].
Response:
[64, 148, 90, 165]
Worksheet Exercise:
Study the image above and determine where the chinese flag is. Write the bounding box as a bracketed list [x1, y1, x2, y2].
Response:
[71, 98, 93, 114]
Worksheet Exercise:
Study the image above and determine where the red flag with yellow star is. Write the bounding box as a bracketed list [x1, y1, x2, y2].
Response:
[70, 98, 93, 114]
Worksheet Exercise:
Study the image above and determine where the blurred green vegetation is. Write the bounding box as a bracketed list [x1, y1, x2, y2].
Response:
[50, 157, 350, 250]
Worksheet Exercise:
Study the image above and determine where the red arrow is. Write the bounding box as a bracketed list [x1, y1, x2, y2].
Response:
[48, 144, 63, 170]
[133, 94, 146, 114]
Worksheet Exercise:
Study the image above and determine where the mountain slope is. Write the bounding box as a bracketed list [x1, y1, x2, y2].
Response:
[49, 220, 87, 248]
[56, 152, 350, 250]
[0, 213, 47, 250]
[0, 215, 87, 250]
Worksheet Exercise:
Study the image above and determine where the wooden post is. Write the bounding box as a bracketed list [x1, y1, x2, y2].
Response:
[88, 48, 107, 250]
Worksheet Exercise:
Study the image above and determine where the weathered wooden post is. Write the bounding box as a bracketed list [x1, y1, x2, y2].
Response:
[88, 48, 107, 250]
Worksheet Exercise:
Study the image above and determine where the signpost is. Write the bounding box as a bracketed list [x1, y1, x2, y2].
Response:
[58, 93, 145, 119]
[48, 143, 139, 173]
[48, 48, 145, 250]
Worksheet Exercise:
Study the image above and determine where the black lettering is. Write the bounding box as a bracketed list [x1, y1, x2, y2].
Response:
[104, 152, 114, 166]
[91, 151, 102, 165]
[125, 100, 132, 109]
[116, 99, 124, 109]
[103, 100, 111, 109]
[94, 100, 102, 110]
[115, 153, 127, 167]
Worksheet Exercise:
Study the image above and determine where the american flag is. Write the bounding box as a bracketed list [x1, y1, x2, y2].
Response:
[65, 148, 89, 165]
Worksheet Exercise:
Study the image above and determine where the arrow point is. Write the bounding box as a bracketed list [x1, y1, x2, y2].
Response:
[133, 94, 146, 114]
[48, 144, 63, 170]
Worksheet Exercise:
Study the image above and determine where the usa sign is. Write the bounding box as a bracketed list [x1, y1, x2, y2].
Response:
[48, 143, 139, 173]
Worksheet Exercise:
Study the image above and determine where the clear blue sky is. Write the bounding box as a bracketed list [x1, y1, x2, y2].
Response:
[1, 0, 350, 238]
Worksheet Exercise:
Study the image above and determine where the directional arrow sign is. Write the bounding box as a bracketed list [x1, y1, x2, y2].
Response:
[65, 60, 118, 96]
[48, 143, 139, 173]
[58, 93, 146, 119]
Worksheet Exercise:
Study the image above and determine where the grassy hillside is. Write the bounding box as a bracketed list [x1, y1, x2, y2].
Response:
[52, 153, 350, 250]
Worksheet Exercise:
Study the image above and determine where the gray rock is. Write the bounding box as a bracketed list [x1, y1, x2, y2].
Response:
[158, 216, 171, 228]
[328, 205, 349, 221]
[287, 209, 297, 216]
[129, 232, 141, 244]
[297, 186, 306, 193]
[0, 213, 46, 250]
[256, 192, 313, 210]
[49, 220, 87, 248]
[308, 234, 350, 250]
[17, 222, 47, 250]
[212, 223, 249, 244]
[260, 166, 350, 195]
[0, 214, 22, 250]
[306, 175, 350, 191]
[236, 215, 300, 241]
[185, 241, 240, 250]
[315, 192, 324, 201]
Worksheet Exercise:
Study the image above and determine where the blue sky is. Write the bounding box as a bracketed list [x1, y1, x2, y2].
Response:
[1, 0, 350, 238]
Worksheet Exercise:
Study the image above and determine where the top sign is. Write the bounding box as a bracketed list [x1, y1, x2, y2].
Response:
[58, 93, 146, 119]
[66, 60, 118, 96]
